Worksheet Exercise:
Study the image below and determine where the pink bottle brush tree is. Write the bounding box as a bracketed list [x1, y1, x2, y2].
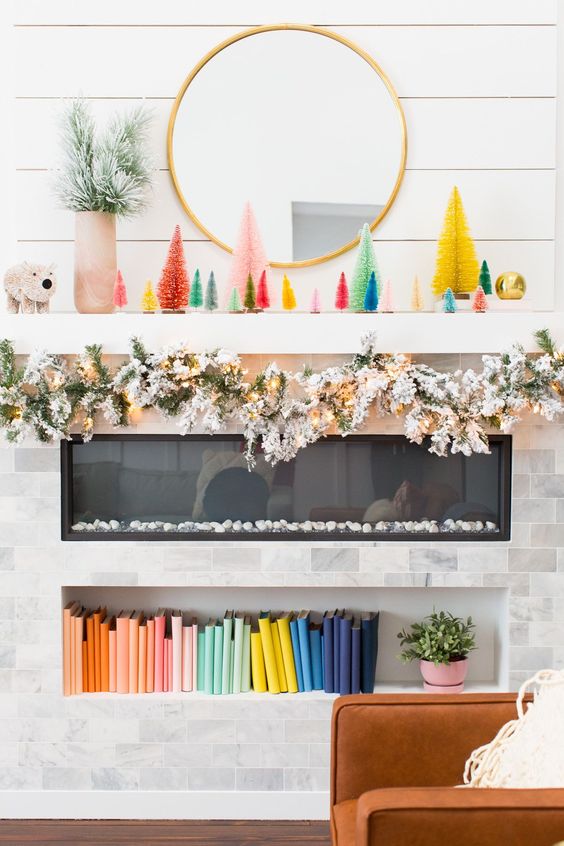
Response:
[229, 202, 270, 301]
[310, 288, 321, 313]
[380, 280, 394, 313]
[113, 269, 128, 311]
[335, 272, 349, 311]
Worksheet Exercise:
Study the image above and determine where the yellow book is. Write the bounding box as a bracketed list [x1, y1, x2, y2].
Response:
[276, 615, 298, 693]
[258, 613, 280, 694]
[271, 618, 288, 693]
[250, 626, 267, 693]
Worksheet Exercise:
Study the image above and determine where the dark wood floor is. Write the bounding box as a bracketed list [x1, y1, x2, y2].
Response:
[0, 820, 331, 845]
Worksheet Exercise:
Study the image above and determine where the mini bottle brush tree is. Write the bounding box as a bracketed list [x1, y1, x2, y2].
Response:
[350, 223, 381, 311]
[479, 260, 493, 295]
[227, 286, 243, 313]
[282, 275, 297, 311]
[141, 280, 158, 313]
[443, 287, 457, 313]
[255, 270, 271, 310]
[431, 186, 479, 298]
[113, 269, 127, 311]
[472, 285, 488, 313]
[411, 275, 424, 312]
[363, 271, 378, 312]
[335, 272, 349, 311]
[229, 201, 270, 300]
[244, 274, 256, 311]
[204, 271, 218, 312]
[157, 225, 190, 312]
[310, 288, 321, 314]
[189, 268, 203, 310]
[380, 280, 394, 313]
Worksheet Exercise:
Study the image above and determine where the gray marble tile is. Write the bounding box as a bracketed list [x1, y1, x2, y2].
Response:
[512, 498, 555, 524]
[285, 720, 330, 744]
[309, 743, 330, 768]
[458, 548, 507, 572]
[531, 573, 564, 597]
[236, 720, 284, 744]
[212, 548, 261, 571]
[92, 767, 139, 791]
[139, 767, 187, 791]
[187, 767, 235, 791]
[408, 548, 457, 571]
[509, 646, 553, 671]
[512, 474, 530, 498]
[261, 743, 309, 768]
[164, 743, 212, 768]
[261, 548, 310, 572]
[510, 596, 553, 622]
[187, 719, 235, 744]
[0, 766, 42, 790]
[311, 549, 359, 572]
[115, 743, 163, 768]
[509, 548, 556, 572]
[530, 622, 564, 646]
[0, 548, 14, 571]
[139, 718, 184, 744]
[43, 767, 91, 790]
[284, 767, 329, 791]
[14, 449, 59, 473]
[530, 474, 564, 497]
[236, 768, 283, 791]
[213, 744, 261, 768]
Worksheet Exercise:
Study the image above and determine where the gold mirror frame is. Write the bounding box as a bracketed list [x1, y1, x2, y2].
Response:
[167, 23, 408, 269]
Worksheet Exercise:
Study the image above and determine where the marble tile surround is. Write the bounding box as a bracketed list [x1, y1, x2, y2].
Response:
[1, 352, 563, 795]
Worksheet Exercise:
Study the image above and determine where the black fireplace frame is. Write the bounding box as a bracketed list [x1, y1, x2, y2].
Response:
[60, 433, 512, 542]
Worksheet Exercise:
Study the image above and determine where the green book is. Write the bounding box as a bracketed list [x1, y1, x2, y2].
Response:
[232, 612, 245, 694]
[213, 621, 224, 695]
[241, 615, 252, 692]
[221, 611, 233, 694]
[197, 630, 205, 691]
[204, 618, 215, 695]
[229, 637, 235, 694]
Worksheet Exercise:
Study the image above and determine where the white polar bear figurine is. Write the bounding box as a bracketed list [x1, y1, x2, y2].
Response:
[4, 262, 57, 314]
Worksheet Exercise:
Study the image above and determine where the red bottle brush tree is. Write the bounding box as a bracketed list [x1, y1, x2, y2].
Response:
[158, 225, 190, 312]
[256, 270, 271, 310]
[113, 269, 128, 310]
[335, 272, 349, 311]
[472, 285, 488, 313]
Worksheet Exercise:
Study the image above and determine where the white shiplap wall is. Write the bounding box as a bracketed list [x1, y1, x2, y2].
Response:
[11, 1, 558, 313]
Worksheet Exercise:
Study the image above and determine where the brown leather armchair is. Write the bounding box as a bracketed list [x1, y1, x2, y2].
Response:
[331, 693, 564, 846]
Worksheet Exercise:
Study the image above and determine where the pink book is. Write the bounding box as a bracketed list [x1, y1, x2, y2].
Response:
[116, 610, 132, 694]
[146, 617, 155, 693]
[182, 621, 193, 692]
[128, 610, 143, 694]
[63, 601, 79, 696]
[191, 618, 198, 690]
[108, 618, 117, 693]
[138, 620, 147, 694]
[74, 608, 88, 695]
[163, 636, 170, 692]
[171, 610, 182, 693]
[167, 636, 173, 692]
[154, 609, 166, 693]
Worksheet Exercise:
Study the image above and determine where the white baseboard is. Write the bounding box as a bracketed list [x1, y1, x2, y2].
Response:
[0, 790, 329, 820]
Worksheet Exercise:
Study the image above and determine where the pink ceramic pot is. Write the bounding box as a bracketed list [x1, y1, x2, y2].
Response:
[420, 657, 468, 693]
[74, 211, 117, 313]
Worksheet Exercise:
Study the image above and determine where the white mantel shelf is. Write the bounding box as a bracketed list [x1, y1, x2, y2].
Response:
[0, 312, 561, 354]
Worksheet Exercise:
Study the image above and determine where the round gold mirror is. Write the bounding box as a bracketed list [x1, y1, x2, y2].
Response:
[168, 24, 407, 268]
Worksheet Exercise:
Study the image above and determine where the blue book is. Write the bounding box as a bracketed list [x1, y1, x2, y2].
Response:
[333, 609, 344, 694]
[309, 623, 323, 690]
[351, 616, 361, 694]
[361, 612, 380, 693]
[297, 611, 313, 692]
[289, 614, 304, 692]
[322, 610, 336, 693]
[339, 614, 353, 695]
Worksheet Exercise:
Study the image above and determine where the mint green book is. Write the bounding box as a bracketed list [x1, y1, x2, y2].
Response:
[213, 621, 224, 695]
[232, 612, 245, 694]
[241, 615, 251, 692]
[204, 618, 216, 695]
[221, 611, 233, 694]
[197, 630, 205, 691]
[229, 637, 235, 694]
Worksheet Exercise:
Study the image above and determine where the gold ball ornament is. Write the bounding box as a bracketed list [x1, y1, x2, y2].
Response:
[495, 271, 526, 300]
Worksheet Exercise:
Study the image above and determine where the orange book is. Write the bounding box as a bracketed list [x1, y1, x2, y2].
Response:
[100, 615, 111, 692]
[108, 617, 117, 693]
[146, 617, 155, 693]
[116, 610, 132, 694]
[86, 613, 95, 693]
[129, 610, 143, 694]
[138, 620, 147, 694]
[70, 605, 81, 695]
[82, 640, 88, 691]
[93, 606, 106, 692]
[63, 601, 79, 696]
[74, 608, 88, 695]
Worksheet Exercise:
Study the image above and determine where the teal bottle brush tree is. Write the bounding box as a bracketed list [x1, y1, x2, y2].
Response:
[349, 223, 381, 311]
[363, 271, 379, 312]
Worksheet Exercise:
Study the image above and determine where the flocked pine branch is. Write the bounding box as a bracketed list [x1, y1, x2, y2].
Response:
[535, 328, 556, 357]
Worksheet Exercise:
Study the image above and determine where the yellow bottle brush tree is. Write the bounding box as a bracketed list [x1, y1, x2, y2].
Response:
[141, 280, 159, 313]
[282, 274, 297, 311]
[431, 186, 479, 298]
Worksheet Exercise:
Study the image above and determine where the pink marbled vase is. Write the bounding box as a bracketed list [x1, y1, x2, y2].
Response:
[420, 657, 468, 693]
[74, 211, 117, 313]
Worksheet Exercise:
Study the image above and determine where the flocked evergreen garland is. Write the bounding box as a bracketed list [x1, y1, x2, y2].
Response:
[1, 330, 564, 465]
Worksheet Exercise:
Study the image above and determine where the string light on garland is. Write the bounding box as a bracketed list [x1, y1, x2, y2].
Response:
[2, 330, 564, 465]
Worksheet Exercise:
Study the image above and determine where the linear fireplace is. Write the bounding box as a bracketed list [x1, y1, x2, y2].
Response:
[61, 434, 511, 541]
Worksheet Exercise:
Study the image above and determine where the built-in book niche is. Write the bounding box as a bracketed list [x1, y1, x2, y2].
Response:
[61, 586, 509, 697]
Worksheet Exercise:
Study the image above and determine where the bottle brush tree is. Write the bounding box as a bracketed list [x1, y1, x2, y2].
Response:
[255, 270, 271, 310]
[443, 287, 457, 313]
[204, 271, 218, 312]
[189, 268, 203, 309]
[411, 275, 424, 312]
[244, 274, 256, 311]
[431, 186, 479, 297]
[282, 275, 297, 311]
[380, 280, 394, 313]
[310, 288, 321, 313]
[141, 280, 158, 313]
[113, 269, 127, 310]
[157, 225, 190, 311]
[227, 286, 243, 313]
[229, 201, 269, 299]
[335, 272, 349, 311]
[350, 223, 381, 311]
[363, 271, 378, 312]
[478, 259, 493, 295]
[472, 285, 488, 313]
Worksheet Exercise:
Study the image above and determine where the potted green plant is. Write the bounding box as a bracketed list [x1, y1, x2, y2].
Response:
[397, 610, 476, 693]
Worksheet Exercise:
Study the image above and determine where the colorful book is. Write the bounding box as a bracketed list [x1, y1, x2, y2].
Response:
[250, 623, 267, 693]
[128, 610, 143, 694]
[333, 609, 344, 696]
[229, 637, 235, 694]
[339, 613, 353, 696]
[116, 610, 132, 694]
[108, 617, 117, 693]
[241, 616, 251, 693]
[182, 617, 194, 692]
[277, 614, 298, 693]
[166, 634, 173, 692]
[271, 617, 288, 693]
[153, 609, 166, 693]
[74, 608, 88, 695]
[232, 612, 245, 694]
[361, 611, 380, 694]
[258, 612, 280, 694]
[204, 618, 215, 694]
[63, 601, 79, 696]
[82, 640, 88, 691]
[138, 619, 147, 694]
[163, 637, 169, 692]
[309, 622, 323, 690]
[297, 610, 313, 692]
[86, 612, 95, 693]
[100, 615, 111, 693]
[213, 620, 224, 695]
[145, 617, 155, 694]
[289, 614, 304, 693]
[322, 610, 336, 693]
[221, 611, 233, 695]
[171, 609, 182, 693]
[351, 616, 361, 695]
[93, 606, 106, 693]
[192, 619, 198, 692]
[70, 604, 81, 695]
[197, 630, 206, 691]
